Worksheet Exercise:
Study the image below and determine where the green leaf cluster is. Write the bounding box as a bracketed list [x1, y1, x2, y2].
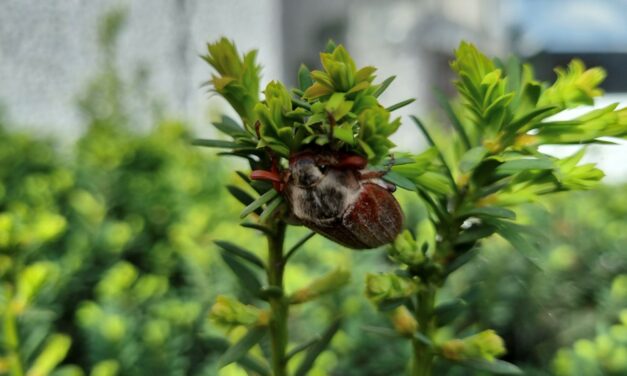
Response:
[449, 41, 625, 153]
[202, 38, 261, 133]
[369, 41, 626, 375]
[254, 43, 406, 162]
[201, 40, 411, 167]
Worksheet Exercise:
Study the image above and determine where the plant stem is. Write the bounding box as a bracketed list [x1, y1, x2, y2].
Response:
[267, 220, 288, 376]
[411, 288, 435, 376]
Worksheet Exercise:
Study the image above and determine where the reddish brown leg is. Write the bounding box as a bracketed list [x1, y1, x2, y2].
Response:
[251, 154, 285, 192]
[358, 154, 397, 192]
[359, 170, 387, 180]
[337, 154, 368, 170]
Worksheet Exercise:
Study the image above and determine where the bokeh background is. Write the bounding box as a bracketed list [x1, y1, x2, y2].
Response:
[1, 1, 626, 375]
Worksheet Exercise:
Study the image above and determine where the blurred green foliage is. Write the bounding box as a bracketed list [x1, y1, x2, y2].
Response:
[444, 186, 627, 375]
[0, 102, 238, 375]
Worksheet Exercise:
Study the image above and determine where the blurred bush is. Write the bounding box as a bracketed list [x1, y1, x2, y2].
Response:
[441, 185, 627, 375]
[0, 107, 240, 375]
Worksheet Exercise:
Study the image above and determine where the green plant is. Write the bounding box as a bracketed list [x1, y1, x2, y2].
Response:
[368, 43, 627, 375]
[199, 38, 627, 376]
[198, 38, 413, 376]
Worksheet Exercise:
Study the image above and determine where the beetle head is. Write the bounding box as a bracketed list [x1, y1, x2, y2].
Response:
[290, 154, 325, 187]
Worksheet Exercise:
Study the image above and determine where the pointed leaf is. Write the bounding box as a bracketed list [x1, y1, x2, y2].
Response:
[355, 66, 377, 83]
[215, 240, 264, 269]
[383, 171, 416, 191]
[506, 106, 556, 132]
[361, 325, 401, 338]
[291, 97, 311, 110]
[192, 139, 240, 148]
[214, 115, 247, 137]
[295, 319, 342, 376]
[227, 185, 258, 210]
[240, 222, 275, 236]
[386, 98, 416, 112]
[459, 147, 488, 173]
[410, 116, 458, 193]
[455, 224, 496, 245]
[219, 326, 267, 368]
[333, 123, 355, 144]
[205, 336, 270, 376]
[495, 158, 554, 175]
[240, 189, 279, 218]
[221, 252, 262, 295]
[298, 64, 314, 91]
[286, 337, 320, 361]
[325, 40, 337, 53]
[373, 76, 396, 97]
[458, 359, 523, 375]
[236, 171, 251, 183]
[259, 196, 283, 222]
[435, 300, 468, 326]
[486, 218, 543, 270]
[413, 332, 434, 347]
[303, 82, 333, 99]
[285, 231, 316, 261]
[458, 206, 516, 220]
[434, 89, 472, 149]
[445, 247, 479, 276]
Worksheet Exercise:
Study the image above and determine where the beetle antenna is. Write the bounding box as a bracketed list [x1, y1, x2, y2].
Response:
[254, 120, 262, 139]
[384, 153, 395, 173]
[326, 111, 336, 149]
[358, 153, 394, 182]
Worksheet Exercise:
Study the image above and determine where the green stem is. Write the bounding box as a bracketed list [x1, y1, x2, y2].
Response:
[267, 220, 288, 376]
[411, 289, 435, 376]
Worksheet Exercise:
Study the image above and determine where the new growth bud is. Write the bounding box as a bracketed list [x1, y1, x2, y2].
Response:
[210, 295, 267, 327]
[388, 218, 436, 266]
[390, 306, 418, 337]
[365, 272, 417, 305]
[290, 268, 350, 304]
[441, 329, 506, 362]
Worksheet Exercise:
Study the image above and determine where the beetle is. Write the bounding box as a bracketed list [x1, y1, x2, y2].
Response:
[251, 147, 403, 249]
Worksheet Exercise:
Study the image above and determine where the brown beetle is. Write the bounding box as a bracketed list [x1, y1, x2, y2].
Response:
[251, 147, 403, 249]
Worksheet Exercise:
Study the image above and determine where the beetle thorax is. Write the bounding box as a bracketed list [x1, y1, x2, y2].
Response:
[285, 163, 362, 224]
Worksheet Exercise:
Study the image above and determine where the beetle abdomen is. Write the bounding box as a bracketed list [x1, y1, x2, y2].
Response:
[341, 183, 403, 249]
[298, 183, 403, 250]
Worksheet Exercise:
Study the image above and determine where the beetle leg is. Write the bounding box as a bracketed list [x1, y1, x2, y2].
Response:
[358, 170, 386, 180]
[251, 170, 285, 192]
[385, 153, 395, 171]
[336, 154, 368, 170]
[358, 173, 396, 192]
[358, 168, 396, 193]
[357, 153, 396, 185]
[251, 153, 285, 192]
[251, 170, 281, 182]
